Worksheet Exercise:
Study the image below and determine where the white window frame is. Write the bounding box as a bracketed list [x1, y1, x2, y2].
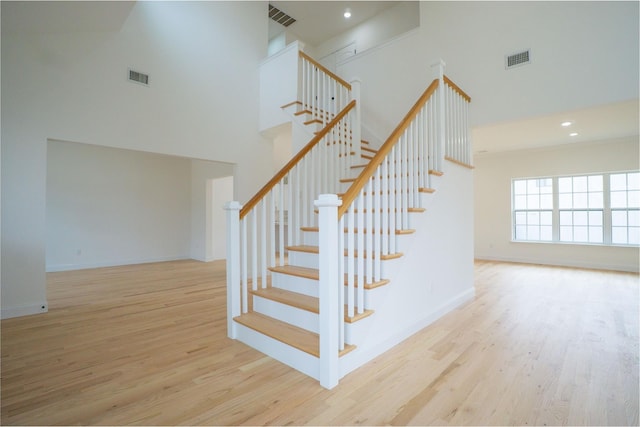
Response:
[511, 171, 640, 247]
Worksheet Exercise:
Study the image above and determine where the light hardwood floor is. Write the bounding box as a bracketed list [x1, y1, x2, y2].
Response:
[1, 260, 638, 425]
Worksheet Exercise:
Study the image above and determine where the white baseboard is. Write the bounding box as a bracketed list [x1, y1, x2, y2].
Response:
[474, 255, 639, 273]
[46, 255, 190, 272]
[1, 302, 48, 319]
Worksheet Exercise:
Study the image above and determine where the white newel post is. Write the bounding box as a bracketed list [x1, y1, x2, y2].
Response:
[431, 59, 446, 169]
[315, 194, 342, 389]
[350, 78, 362, 160]
[224, 201, 242, 339]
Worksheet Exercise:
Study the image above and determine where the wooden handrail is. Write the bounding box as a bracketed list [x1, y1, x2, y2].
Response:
[338, 79, 440, 218]
[299, 51, 352, 91]
[240, 100, 357, 219]
[443, 75, 471, 102]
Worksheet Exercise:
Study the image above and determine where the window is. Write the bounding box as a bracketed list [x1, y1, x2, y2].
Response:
[512, 171, 640, 246]
[610, 172, 640, 245]
[513, 178, 553, 241]
[558, 175, 603, 244]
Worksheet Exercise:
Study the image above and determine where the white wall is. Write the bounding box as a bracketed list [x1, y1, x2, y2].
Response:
[190, 159, 234, 262]
[316, 1, 419, 68]
[46, 140, 192, 271]
[474, 138, 640, 272]
[337, 1, 639, 135]
[1, 1, 271, 317]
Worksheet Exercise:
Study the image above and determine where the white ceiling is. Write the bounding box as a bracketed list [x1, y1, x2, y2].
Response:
[269, 1, 398, 46]
[473, 99, 639, 155]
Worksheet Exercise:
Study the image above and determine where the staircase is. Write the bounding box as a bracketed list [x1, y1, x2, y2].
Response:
[225, 49, 475, 389]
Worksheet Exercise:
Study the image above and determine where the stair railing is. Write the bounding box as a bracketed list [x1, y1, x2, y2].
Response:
[315, 60, 472, 388]
[226, 100, 358, 340]
[299, 51, 361, 159]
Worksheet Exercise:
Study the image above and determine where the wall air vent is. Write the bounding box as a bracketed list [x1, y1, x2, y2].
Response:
[128, 69, 149, 86]
[505, 49, 531, 70]
[269, 4, 296, 27]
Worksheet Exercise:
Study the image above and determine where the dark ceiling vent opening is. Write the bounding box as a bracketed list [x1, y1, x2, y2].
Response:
[128, 69, 149, 86]
[269, 4, 296, 27]
[505, 49, 531, 69]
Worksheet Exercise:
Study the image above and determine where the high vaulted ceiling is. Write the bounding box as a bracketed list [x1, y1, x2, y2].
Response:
[269, 1, 398, 45]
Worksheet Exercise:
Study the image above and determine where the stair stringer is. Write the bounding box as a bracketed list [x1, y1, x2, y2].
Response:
[338, 160, 476, 378]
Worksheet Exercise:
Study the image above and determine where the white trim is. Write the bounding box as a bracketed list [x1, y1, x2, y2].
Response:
[1, 302, 48, 319]
[474, 255, 640, 274]
[46, 255, 190, 272]
[260, 40, 301, 66]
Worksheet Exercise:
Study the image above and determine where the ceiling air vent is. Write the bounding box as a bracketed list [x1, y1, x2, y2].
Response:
[505, 49, 531, 70]
[269, 4, 296, 27]
[128, 69, 149, 86]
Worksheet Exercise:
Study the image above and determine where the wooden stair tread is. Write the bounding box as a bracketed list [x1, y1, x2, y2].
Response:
[361, 146, 377, 154]
[234, 312, 356, 357]
[287, 245, 404, 260]
[250, 287, 374, 323]
[300, 226, 415, 235]
[269, 265, 391, 289]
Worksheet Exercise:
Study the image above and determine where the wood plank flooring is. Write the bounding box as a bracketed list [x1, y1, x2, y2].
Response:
[1, 259, 638, 425]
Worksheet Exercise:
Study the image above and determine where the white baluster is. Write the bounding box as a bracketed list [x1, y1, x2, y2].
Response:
[347, 206, 355, 318]
[278, 183, 285, 266]
[373, 168, 381, 285]
[356, 193, 364, 310]
[270, 190, 277, 267]
[365, 179, 373, 286]
[381, 159, 389, 256]
[261, 199, 267, 289]
[251, 210, 257, 291]
[351, 78, 362, 160]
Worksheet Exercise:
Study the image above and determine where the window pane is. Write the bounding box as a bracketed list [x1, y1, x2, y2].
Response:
[560, 211, 573, 225]
[514, 180, 527, 195]
[611, 174, 627, 191]
[588, 175, 603, 191]
[629, 227, 640, 245]
[589, 211, 603, 226]
[612, 211, 627, 226]
[560, 226, 573, 241]
[527, 179, 539, 193]
[559, 177, 572, 193]
[573, 176, 588, 192]
[540, 194, 553, 209]
[574, 226, 588, 242]
[612, 227, 627, 244]
[540, 211, 552, 225]
[611, 191, 627, 208]
[628, 211, 640, 227]
[574, 211, 588, 226]
[628, 190, 640, 208]
[515, 212, 527, 225]
[539, 179, 553, 193]
[573, 193, 588, 209]
[527, 194, 540, 209]
[527, 211, 540, 224]
[540, 226, 552, 241]
[515, 225, 527, 240]
[515, 195, 527, 210]
[589, 227, 603, 243]
[588, 192, 603, 209]
[628, 173, 640, 190]
[559, 193, 572, 209]
[528, 225, 540, 240]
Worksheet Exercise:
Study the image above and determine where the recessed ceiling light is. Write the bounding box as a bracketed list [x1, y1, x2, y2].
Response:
[570, 132, 578, 137]
[561, 121, 572, 127]
[344, 9, 351, 18]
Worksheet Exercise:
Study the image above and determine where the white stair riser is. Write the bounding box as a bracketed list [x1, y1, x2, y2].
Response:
[252, 295, 319, 333]
[288, 250, 402, 277]
[252, 290, 377, 347]
[302, 230, 409, 251]
[271, 271, 319, 297]
[234, 323, 320, 380]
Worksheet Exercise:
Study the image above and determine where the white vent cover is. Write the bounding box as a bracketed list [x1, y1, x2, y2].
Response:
[505, 49, 531, 69]
[128, 69, 149, 86]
